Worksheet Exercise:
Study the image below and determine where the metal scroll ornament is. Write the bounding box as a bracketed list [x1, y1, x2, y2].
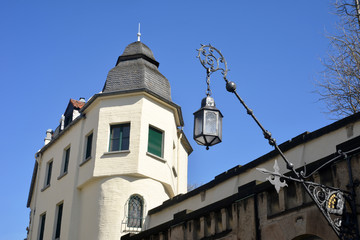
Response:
[307, 184, 345, 230]
[257, 160, 287, 193]
[258, 159, 358, 239]
[197, 44, 228, 78]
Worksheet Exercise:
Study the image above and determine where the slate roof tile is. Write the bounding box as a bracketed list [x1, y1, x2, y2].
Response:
[102, 41, 172, 101]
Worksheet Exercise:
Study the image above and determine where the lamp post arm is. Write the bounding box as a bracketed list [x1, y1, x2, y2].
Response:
[229, 85, 298, 175]
[197, 44, 298, 175]
[197, 44, 359, 239]
[229, 83, 359, 238]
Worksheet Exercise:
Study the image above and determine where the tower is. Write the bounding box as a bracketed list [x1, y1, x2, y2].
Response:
[26, 41, 192, 240]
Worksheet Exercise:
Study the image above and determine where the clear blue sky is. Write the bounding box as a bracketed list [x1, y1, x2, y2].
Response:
[0, 1, 339, 239]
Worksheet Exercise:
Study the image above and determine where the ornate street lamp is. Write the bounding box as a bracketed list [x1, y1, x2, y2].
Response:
[193, 95, 223, 150]
[194, 44, 359, 239]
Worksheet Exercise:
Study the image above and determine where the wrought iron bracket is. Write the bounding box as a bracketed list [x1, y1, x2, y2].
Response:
[257, 152, 359, 239]
[197, 44, 360, 239]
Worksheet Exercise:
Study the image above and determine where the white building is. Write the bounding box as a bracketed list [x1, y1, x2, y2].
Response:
[27, 39, 360, 240]
[26, 40, 192, 240]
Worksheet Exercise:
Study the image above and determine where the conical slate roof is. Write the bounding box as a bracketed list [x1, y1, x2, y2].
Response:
[102, 41, 172, 101]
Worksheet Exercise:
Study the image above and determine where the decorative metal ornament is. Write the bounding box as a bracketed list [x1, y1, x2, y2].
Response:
[257, 160, 287, 193]
[197, 44, 228, 79]
[194, 44, 359, 239]
[258, 156, 358, 239]
[193, 45, 228, 150]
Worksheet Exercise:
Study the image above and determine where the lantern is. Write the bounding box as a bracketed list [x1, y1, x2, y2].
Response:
[193, 96, 223, 149]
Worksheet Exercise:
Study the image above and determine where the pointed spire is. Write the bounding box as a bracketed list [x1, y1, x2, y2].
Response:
[137, 23, 141, 42]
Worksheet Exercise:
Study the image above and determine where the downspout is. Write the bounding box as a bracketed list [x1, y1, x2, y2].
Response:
[177, 129, 183, 194]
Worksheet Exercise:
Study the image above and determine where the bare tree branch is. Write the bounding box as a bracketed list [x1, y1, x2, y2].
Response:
[317, 0, 360, 118]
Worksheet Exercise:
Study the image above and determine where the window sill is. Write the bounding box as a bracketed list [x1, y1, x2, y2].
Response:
[103, 150, 130, 155]
[41, 184, 50, 192]
[146, 152, 166, 163]
[80, 156, 92, 167]
[57, 172, 68, 180]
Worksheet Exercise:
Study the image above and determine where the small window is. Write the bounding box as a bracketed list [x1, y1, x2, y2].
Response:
[85, 132, 93, 160]
[148, 126, 163, 157]
[54, 203, 63, 239]
[44, 161, 53, 187]
[109, 123, 130, 152]
[62, 147, 70, 174]
[38, 212, 46, 240]
[127, 195, 144, 228]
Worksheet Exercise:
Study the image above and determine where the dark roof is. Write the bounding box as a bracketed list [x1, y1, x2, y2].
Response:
[102, 41, 172, 101]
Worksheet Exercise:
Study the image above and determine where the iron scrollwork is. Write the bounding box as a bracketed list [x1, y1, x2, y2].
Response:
[195, 44, 359, 239]
[197, 44, 228, 79]
[258, 153, 358, 239]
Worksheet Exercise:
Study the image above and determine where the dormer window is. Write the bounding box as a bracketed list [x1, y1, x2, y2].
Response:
[63, 98, 86, 128]
[64, 113, 72, 128]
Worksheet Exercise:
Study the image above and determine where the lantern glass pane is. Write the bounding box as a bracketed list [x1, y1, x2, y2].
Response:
[211, 137, 221, 145]
[204, 111, 217, 135]
[194, 135, 206, 145]
[218, 115, 222, 139]
[194, 112, 203, 136]
[205, 135, 216, 145]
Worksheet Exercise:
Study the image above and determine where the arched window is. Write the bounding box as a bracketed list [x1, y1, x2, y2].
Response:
[127, 195, 143, 228]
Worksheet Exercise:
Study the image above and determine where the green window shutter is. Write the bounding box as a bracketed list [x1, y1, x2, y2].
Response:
[148, 127, 163, 157]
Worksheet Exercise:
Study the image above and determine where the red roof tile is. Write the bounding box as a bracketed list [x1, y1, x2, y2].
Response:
[70, 99, 85, 109]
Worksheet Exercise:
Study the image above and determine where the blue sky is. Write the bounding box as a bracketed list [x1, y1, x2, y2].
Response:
[0, 1, 339, 239]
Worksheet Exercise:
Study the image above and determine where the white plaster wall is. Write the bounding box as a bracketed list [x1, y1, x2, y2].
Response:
[77, 179, 102, 240]
[28, 92, 190, 240]
[29, 118, 88, 240]
[28, 98, 99, 240]
[92, 94, 188, 197]
[95, 176, 171, 239]
[137, 96, 183, 196]
[177, 139, 189, 194]
[93, 95, 142, 177]
[77, 99, 100, 187]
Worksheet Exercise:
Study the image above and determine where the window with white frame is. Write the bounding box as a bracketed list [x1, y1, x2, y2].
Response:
[85, 132, 93, 160]
[127, 195, 144, 228]
[54, 202, 63, 239]
[109, 123, 130, 152]
[38, 212, 46, 240]
[44, 160, 53, 188]
[61, 146, 70, 174]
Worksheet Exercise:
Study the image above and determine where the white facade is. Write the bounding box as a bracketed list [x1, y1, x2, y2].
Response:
[26, 42, 192, 240]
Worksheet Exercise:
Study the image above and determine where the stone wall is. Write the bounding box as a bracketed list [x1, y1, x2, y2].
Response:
[122, 149, 360, 240]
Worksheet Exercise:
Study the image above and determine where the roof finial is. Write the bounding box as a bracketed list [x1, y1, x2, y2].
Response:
[137, 23, 141, 42]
